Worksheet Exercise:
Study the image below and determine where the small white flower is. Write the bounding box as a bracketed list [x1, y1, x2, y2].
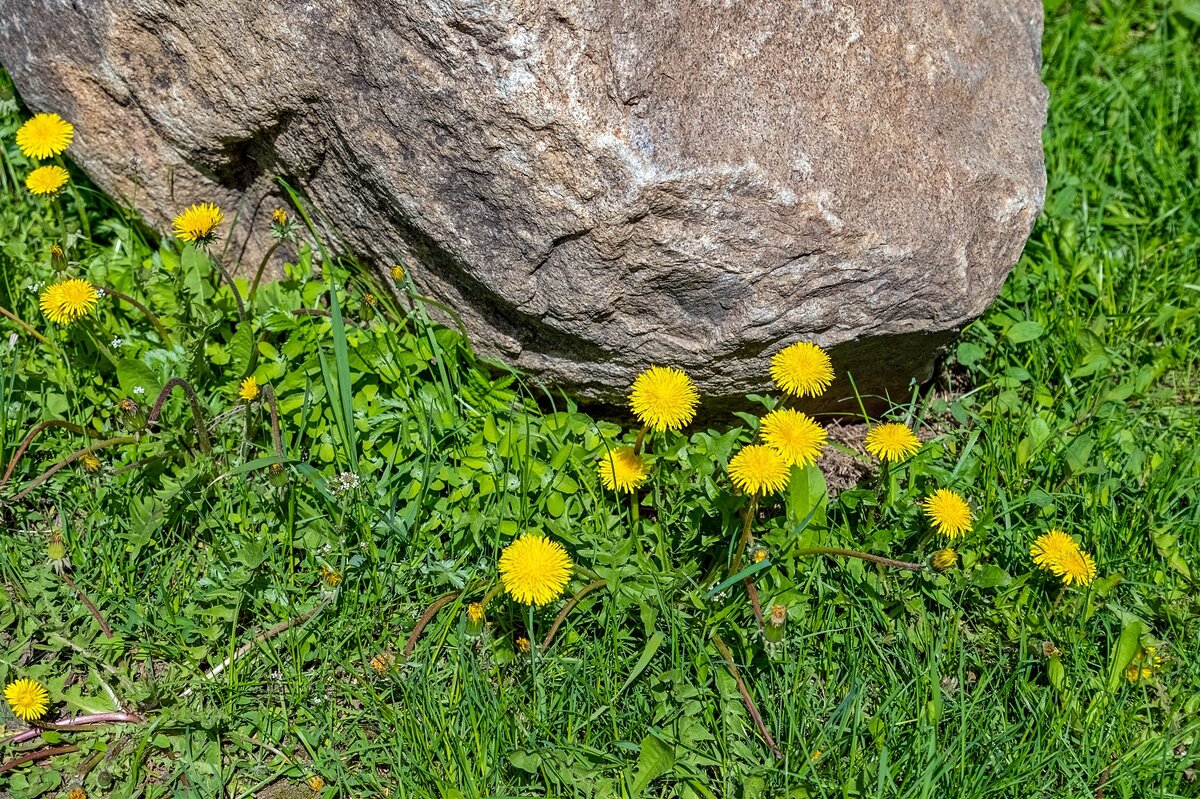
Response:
[110, 337, 123, 348]
[133, 385, 145, 395]
[29, 282, 42, 293]
[95, 288, 107, 298]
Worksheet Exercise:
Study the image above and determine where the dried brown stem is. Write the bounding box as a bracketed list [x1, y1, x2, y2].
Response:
[541, 579, 606, 651]
[5, 437, 135, 504]
[403, 591, 460, 658]
[0, 744, 79, 772]
[3, 712, 145, 746]
[712, 633, 782, 760]
[60, 572, 113, 638]
[260, 384, 283, 458]
[743, 577, 765, 630]
[795, 547, 923, 572]
[1, 419, 87, 487]
[199, 599, 331, 684]
[147, 378, 211, 454]
[0, 304, 58, 350]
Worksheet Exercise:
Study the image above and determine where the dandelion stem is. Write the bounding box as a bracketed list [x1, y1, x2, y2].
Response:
[0, 744, 80, 773]
[261, 384, 283, 458]
[632, 423, 648, 456]
[60, 572, 113, 638]
[101, 286, 172, 347]
[794, 546, 923, 571]
[247, 241, 283, 307]
[541, 578, 606, 651]
[5, 437, 135, 504]
[207, 251, 247, 320]
[712, 633, 782, 760]
[147, 378, 211, 455]
[403, 591, 461, 658]
[1, 419, 87, 487]
[731, 495, 759, 575]
[2, 711, 145, 746]
[0, 304, 58, 350]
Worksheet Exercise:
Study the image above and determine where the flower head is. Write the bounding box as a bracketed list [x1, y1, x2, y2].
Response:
[172, 203, 224, 245]
[16, 113, 74, 159]
[759, 408, 827, 467]
[629, 366, 699, 431]
[26, 165, 70, 195]
[922, 489, 973, 539]
[1030, 529, 1096, 586]
[597, 447, 648, 493]
[320, 564, 343, 587]
[364, 292, 378, 307]
[499, 535, 572, 606]
[67, 789, 87, 799]
[80, 453, 101, 473]
[308, 775, 325, 792]
[370, 651, 395, 674]
[272, 208, 288, 226]
[864, 422, 921, 462]
[467, 602, 484, 623]
[932, 547, 957, 572]
[39, 278, 99, 325]
[728, 444, 790, 496]
[770, 341, 834, 398]
[516, 636, 531, 653]
[239, 376, 259, 401]
[4, 678, 49, 722]
[390, 264, 405, 280]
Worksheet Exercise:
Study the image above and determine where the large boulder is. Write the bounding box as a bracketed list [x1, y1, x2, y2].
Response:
[0, 1, 1046, 408]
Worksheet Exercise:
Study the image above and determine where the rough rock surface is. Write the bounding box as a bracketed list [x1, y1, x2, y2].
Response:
[0, 1, 1047, 409]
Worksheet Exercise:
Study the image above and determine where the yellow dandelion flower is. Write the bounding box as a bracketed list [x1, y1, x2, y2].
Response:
[499, 535, 572, 607]
[629, 366, 699, 431]
[467, 602, 484, 623]
[515, 636, 531, 653]
[770, 341, 834, 398]
[16, 112, 74, 159]
[1030, 529, 1097, 586]
[364, 292, 378, 307]
[922, 489, 973, 539]
[759, 408, 827, 468]
[931, 547, 957, 572]
[239, 376, 259, 401]
[80, 453, 101, 473]
[320, 564, 343, 587]
[864, 422, 921, 462]
[308, 775, 325, 792]
[272, 208, 288, 226]
[172, 202, 224, 245]
[370, 652, 395, 674]
[752, 548, 768, 563]
[597, 447, 648, 493]
[390, 264, 405, 280]
[728, 444, 790, 496]
[68, 788, 87, 799]
[25, 164, 70, 195]
[39, 278, 99, 325]
[4, 678, 49, 722]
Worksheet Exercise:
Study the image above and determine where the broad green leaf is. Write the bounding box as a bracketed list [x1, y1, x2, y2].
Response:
[631, 733, 674, 793]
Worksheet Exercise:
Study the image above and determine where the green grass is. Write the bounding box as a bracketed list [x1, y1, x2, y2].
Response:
[1, 1, 1198, 797]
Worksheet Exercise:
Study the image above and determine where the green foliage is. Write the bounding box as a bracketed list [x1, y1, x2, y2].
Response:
[1, 2, 1199, 796]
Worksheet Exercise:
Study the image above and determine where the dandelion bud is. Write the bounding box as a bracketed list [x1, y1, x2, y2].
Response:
[752, 548, 768, 564]
[267, 461, 289, 487]
[48, 531, 70, 573]
[307, 775, 325, 792]
[80, 452, 101, 473]
[515, 636, 531, 654]
[117, 397, 147, 432]
[270, 207, 294, 241]
[764, 603, 787, 643]
[390, 264, 405, 281]
[50, 244, 67, 272]
[320, 564, 343, 587]
[370, 651, 395, 674]
[466, 602, 485, 636]
[272, 208, 288, 227]
[932, 548, 957, 572]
